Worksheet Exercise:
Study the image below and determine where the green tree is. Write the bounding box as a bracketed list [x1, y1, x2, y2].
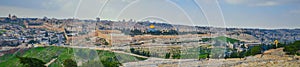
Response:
[172, 53, 181, 59]
[104, 41, 109, 45]
[100, 56, 121, 67]
[130, 29, 143, 35]
[245, 46, 262, 56]
[165, 52, 171, 59]
[63, 59, 77, 67]
[28, 40, 37, 44]
[130, 48, 135, 53]
[284, 46, 296, 55]
[283, 41, 300, 55]
[146, 51, 151, 57]
[17, 56, 46, 67]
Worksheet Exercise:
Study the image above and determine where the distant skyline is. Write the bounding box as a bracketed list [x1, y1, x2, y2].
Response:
[0, 0, 300, 29]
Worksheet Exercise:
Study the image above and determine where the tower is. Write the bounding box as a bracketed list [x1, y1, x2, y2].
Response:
[96, 17, 100, 22]
[8, 14, 11, 18]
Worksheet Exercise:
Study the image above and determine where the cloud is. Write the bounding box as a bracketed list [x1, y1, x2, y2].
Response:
[0, 0, 113, 19]
[0, 6, 73, 18]
[121, 0, 137, 3]
[224, 0, 300, 7]
[251, 1, 280, 6]
[224, 0, 246, 4]
[289, 10, 300, 14]
[116, 0, 194, 25]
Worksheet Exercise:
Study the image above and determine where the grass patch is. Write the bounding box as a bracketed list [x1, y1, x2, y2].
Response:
[202, 36, 240, 44]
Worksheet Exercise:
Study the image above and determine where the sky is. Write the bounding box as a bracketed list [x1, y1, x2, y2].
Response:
[0, 0, 299, 29]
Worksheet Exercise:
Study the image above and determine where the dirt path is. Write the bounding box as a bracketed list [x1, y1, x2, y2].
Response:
[45, 58, 57, 67]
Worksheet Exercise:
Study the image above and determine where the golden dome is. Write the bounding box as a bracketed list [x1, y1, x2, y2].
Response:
[149, 24, 155, 29]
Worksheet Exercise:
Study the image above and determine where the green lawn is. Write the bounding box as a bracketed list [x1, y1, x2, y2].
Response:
[215, 36, 240, 44]
[0, 46, 147, 67]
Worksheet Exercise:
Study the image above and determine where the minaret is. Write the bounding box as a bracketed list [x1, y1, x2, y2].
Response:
[8, 14, 11, 18]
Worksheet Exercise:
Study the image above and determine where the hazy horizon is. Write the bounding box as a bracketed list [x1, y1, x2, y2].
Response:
[0, 0, 300, 29]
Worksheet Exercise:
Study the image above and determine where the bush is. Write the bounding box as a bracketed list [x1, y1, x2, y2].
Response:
[245, 46, 262, 56]
[284, 41, 300, 55]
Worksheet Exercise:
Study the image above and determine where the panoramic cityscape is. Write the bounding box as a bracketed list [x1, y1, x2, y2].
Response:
[0, 0, 300, 67]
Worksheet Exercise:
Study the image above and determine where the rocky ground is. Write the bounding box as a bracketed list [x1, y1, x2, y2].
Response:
[122, 48, 300, 67]
[233, 48, 300, 67]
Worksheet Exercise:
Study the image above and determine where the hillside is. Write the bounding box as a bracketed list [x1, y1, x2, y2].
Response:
[0, 46, 147, 67]
[202, 36, 240, 44]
